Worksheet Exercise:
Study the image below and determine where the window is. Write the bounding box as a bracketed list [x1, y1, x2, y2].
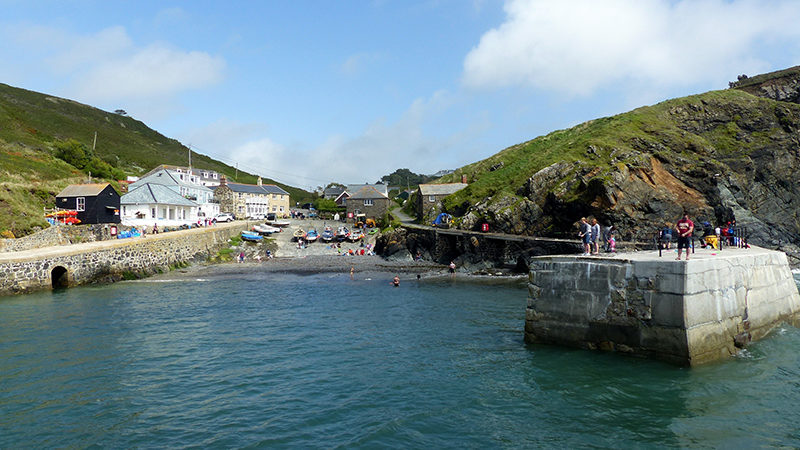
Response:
[272, 194, 276, 199]
[429, 195, 436, 202]
[364, 199, 373, 206]
[152, 208, 156, 218]
[77, 197, 85, 211]
[213, 173, 218, 179]
[122, 206, 126, 215]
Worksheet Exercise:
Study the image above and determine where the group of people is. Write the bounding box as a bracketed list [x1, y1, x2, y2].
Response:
[578, 218, 616, 256]
[659, 214, 743, 260]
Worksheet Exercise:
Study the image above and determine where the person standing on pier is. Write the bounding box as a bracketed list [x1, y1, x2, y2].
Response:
[578, 217, 591, 256]
[675, 213, 694, 261]
[590, 218, 601, 255]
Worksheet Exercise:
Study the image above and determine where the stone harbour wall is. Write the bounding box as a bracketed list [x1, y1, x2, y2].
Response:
[524, 247, 800, 366]
[0, 223, 247, 295]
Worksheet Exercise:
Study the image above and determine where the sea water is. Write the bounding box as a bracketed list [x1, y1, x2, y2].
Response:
[1, 271, 799, 448]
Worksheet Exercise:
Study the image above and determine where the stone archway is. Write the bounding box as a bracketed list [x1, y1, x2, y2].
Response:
[51, 266, 69, 289]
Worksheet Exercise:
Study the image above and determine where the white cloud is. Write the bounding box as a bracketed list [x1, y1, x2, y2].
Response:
[70, 44, 225, 102]
[2, 24, 225, 107]
[463, 0, 800, 95]
[184, 90, 485, 190]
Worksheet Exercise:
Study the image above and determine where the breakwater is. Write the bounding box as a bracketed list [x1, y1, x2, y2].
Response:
[525, 246, 800, 365]
[0, 223, 248, 295]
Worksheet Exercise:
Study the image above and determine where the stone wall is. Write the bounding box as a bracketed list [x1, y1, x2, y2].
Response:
[0, 224, 140, 253]
[0, 223, 247, 295]
[524, 247, 800, 365]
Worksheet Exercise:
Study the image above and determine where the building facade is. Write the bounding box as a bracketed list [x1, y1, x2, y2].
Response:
[55, 183, 121, 224]
[416, 183, 468, 222]
[212, 177, 291, 218]
[345, 185, 390, 221]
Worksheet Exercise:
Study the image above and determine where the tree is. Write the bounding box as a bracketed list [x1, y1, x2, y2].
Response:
[54, 139, 91, 169]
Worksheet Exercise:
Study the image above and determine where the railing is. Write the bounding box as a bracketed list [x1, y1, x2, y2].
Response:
[656, 226, 749, 257]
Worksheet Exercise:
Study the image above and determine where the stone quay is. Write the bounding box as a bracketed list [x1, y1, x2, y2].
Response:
[0, 222, 248, 296]
[524, 246, 800, 366]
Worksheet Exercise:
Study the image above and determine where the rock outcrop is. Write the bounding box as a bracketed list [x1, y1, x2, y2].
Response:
[438, 67, 800, 265]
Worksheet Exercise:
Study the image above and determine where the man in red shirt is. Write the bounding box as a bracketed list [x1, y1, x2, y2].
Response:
[675, 213, 695, 261]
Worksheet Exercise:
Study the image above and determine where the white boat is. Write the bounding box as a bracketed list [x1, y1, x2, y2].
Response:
[336, 226, 349, 241]
[267, 218, 291, 227]
[253, 224, 281, 235]
[348, 229, 364, 242]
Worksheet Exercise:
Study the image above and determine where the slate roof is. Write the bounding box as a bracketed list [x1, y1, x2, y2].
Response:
[56, 183, 113, 197]
[348, 185, 389, 200]
[131, 169, 212, 193]
[324, 186, 345, 197]
[220, 182, 289, 195]
[121, 183, 197, 207]
[418, 183, 468, 196]
[347, 183, 388, 196]
[260, 184, 290, 195]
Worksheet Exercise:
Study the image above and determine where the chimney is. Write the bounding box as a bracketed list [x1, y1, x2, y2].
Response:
[220, 175, 227, 186]
[461, 174, 467, 184]
[257, 177, 262, 186]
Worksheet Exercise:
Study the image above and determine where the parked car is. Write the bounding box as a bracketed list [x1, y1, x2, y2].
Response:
[248, 213, 266, 220]
[215, 213, 235, 222]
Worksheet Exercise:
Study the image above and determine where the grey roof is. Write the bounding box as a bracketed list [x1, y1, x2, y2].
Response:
[418, 183, 468, 196]
[348, 185, 389, 200]
[324, 186, 345, 196]
[130, 169, 212, 193]
[220, 182, 289, 195]
[121, 183, 198, 207]
[347, 183, 388, 196]
[260, 184, 290, 195]
[57, 183, 113, 197]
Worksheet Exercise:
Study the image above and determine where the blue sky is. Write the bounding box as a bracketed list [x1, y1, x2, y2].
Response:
[2, 0, 800, 190]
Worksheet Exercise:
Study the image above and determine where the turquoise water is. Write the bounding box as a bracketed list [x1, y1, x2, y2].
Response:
[1, 271, 800, 448]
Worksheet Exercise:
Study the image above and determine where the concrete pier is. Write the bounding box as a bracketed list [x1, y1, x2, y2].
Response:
[524, 246, 800, 366]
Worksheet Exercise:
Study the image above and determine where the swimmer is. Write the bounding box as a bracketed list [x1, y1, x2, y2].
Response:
[392, 276, 400, 287]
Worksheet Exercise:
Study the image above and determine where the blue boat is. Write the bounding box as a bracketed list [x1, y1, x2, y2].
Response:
[321, 226, 335, 242]
[240, 230, 263, 242]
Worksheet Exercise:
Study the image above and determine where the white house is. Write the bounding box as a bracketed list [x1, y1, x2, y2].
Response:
[130, 169, 219, 219]
[120, 183, 199, 227]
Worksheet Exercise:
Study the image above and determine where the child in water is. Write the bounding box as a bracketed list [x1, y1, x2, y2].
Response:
[392, 276, 400, 287]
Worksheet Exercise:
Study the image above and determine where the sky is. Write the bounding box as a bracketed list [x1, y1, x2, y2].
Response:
[2, 0, 800, 191]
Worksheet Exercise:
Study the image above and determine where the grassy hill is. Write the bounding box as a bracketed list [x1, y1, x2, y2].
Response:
[0, 83, 312, 236]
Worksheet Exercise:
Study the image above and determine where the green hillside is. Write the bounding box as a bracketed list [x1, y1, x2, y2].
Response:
[0, 83, 312, 236]
[438, 89, 770, 210]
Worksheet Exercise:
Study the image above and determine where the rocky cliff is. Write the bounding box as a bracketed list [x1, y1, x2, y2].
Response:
[437, 68, 800, 264]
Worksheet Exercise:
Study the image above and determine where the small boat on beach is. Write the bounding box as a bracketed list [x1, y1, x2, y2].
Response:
[321, 226, 335, 242]
[241, 230, 263, 242]
[266, 217, 291, 227]
[305, 228, 319, 243]
[336, 226, 349, 241]
[293, 228, 305, 241]
[348, 229, 364, 242]
[253, 223, 281, 235]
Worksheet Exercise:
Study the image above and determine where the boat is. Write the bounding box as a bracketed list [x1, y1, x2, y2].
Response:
[241, 230, 263, 242]
[348, 229, 364, 242]
[368, 228, 378, 235]
[266, 215, 291, 227]
[293, 228, 305, 241]
[335, 226, 349, 241]
[321, 226, 335, 242]
[305, 228, 319, 243]
[45, 210, 78, 218]
[253, 223, 281, 235]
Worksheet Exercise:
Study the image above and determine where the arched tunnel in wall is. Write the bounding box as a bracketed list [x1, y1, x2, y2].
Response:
[51, 266, 69, 289]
